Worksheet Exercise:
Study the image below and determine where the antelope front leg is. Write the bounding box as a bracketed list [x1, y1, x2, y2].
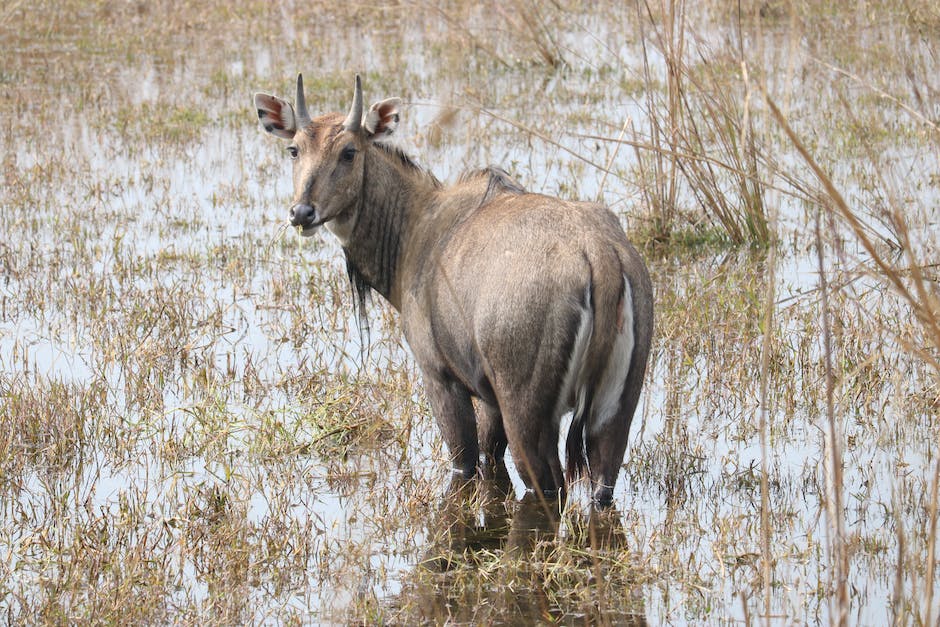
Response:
[423, 375, 479, 478]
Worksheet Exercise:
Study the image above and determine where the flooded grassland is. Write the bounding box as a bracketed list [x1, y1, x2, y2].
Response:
[1, 1, 939, 624]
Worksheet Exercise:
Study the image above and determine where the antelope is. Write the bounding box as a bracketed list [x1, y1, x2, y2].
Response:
[253, 75, 653, 505]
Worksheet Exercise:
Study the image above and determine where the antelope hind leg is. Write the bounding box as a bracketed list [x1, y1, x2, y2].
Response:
[477, 400, 507, 469]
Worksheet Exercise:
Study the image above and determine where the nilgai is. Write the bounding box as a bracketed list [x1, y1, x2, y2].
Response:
[253, 75, 653, 505]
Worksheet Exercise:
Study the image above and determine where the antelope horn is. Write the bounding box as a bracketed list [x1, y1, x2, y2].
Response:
[295, 74, 311, 128]
[343, 74, 363, 132]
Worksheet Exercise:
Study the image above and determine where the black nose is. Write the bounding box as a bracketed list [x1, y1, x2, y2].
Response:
[290, 203, 316, 227]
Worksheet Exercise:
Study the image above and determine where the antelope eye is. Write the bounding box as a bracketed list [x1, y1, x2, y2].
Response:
[340, 145, 357, 163]
[287, 145, 299, 159]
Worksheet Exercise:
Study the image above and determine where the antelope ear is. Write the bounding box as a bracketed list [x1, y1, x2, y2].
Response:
[363, 98, 401, 138]
[254, 93, 296, 139]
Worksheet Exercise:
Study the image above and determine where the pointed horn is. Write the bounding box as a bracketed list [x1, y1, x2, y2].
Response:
[343, 74, 363, 132]
[295, 73, 311, 128]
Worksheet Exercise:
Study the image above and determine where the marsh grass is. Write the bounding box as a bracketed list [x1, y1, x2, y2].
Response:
[1, 0, 938, 624]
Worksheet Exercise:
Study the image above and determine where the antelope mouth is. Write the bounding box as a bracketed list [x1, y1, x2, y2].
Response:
[289, 203, 325, 236]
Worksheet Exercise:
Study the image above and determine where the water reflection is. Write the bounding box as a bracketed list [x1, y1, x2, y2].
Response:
[387, 467, 647, 625]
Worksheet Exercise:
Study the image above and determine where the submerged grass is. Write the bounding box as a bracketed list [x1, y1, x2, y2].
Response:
[0, 0, 938, 624]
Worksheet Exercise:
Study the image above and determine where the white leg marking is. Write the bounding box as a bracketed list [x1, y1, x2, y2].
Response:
[589, 275, 634, 435]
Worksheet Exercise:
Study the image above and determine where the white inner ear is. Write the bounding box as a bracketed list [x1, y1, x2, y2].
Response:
[254, 94, 297, 138]
[276, 100, 295, 130]
[364, 98, 402, 136]
[363, 107, 382, 135]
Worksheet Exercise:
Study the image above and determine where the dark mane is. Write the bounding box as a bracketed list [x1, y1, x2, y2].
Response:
[459, 166, 527, 207]
[374, 141, 442, 188]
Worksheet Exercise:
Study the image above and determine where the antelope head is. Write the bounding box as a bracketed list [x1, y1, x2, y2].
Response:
[254, 74, 401, 239]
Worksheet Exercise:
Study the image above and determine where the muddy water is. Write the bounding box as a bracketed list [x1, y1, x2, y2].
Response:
[2, 2, 939, 624]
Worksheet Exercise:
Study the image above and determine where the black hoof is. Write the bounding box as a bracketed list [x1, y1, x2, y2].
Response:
[452, 465, 477, 480]
[592, 485, 614, 507]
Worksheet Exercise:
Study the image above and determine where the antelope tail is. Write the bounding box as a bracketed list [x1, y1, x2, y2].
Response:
[565, 271, 635, 482]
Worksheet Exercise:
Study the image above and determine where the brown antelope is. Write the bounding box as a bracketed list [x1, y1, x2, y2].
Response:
[253, 75, 653, 505]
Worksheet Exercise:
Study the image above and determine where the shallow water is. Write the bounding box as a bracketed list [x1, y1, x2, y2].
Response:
[2, 1, 939, 624]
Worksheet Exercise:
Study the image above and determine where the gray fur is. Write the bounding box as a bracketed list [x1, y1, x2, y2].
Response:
[254, 77, 654, 504]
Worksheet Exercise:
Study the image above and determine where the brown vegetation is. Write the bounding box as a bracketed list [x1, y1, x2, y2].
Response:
[0, 0, 937, 623]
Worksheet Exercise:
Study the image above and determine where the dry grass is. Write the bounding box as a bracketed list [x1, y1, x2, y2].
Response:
[1, 0, 938, 623]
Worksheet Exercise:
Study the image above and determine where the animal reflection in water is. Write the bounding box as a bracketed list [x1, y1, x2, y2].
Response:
[386, 470, 648, 625]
